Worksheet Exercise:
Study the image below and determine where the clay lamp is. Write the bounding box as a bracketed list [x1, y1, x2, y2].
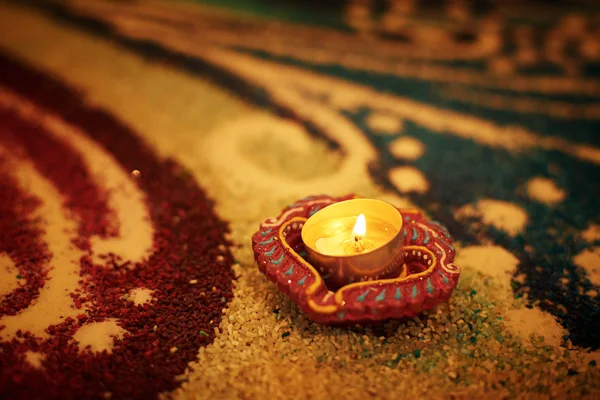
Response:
[252, 195, 461, 324]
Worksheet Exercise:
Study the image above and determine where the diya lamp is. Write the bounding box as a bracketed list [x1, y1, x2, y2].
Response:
[301, 199, 404, 290]
[252, 194, 461, 325]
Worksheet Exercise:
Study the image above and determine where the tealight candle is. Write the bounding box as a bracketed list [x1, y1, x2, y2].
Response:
[314, 214, 380, 256]
[301, 198, 404, 290]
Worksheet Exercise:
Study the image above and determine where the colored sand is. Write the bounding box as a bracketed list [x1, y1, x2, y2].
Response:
[0, 53, 234, 399]
[0, 1, 599, 399]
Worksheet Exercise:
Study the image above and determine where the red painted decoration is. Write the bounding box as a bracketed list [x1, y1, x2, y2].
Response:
[252, 195, 461, 324]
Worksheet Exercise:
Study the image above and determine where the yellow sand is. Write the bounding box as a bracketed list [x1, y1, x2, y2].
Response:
[0, 254, 20, 298]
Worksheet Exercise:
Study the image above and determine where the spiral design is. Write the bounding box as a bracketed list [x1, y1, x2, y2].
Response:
[0, 54, 234, 399]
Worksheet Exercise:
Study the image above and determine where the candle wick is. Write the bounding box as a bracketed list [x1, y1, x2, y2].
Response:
[353, 235, 364, 253]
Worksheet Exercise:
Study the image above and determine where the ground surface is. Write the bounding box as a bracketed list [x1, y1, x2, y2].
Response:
[0, 1, 599, 399]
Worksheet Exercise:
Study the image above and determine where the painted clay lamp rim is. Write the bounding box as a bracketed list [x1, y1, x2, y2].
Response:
[251, 194, 461, 324]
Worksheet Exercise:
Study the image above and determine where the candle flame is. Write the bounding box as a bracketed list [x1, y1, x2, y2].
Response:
[352, 214, 366, 237]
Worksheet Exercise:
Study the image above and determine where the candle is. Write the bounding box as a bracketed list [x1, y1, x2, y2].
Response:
[301, 199, 404, 290]
[314, 214, 378, 256]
